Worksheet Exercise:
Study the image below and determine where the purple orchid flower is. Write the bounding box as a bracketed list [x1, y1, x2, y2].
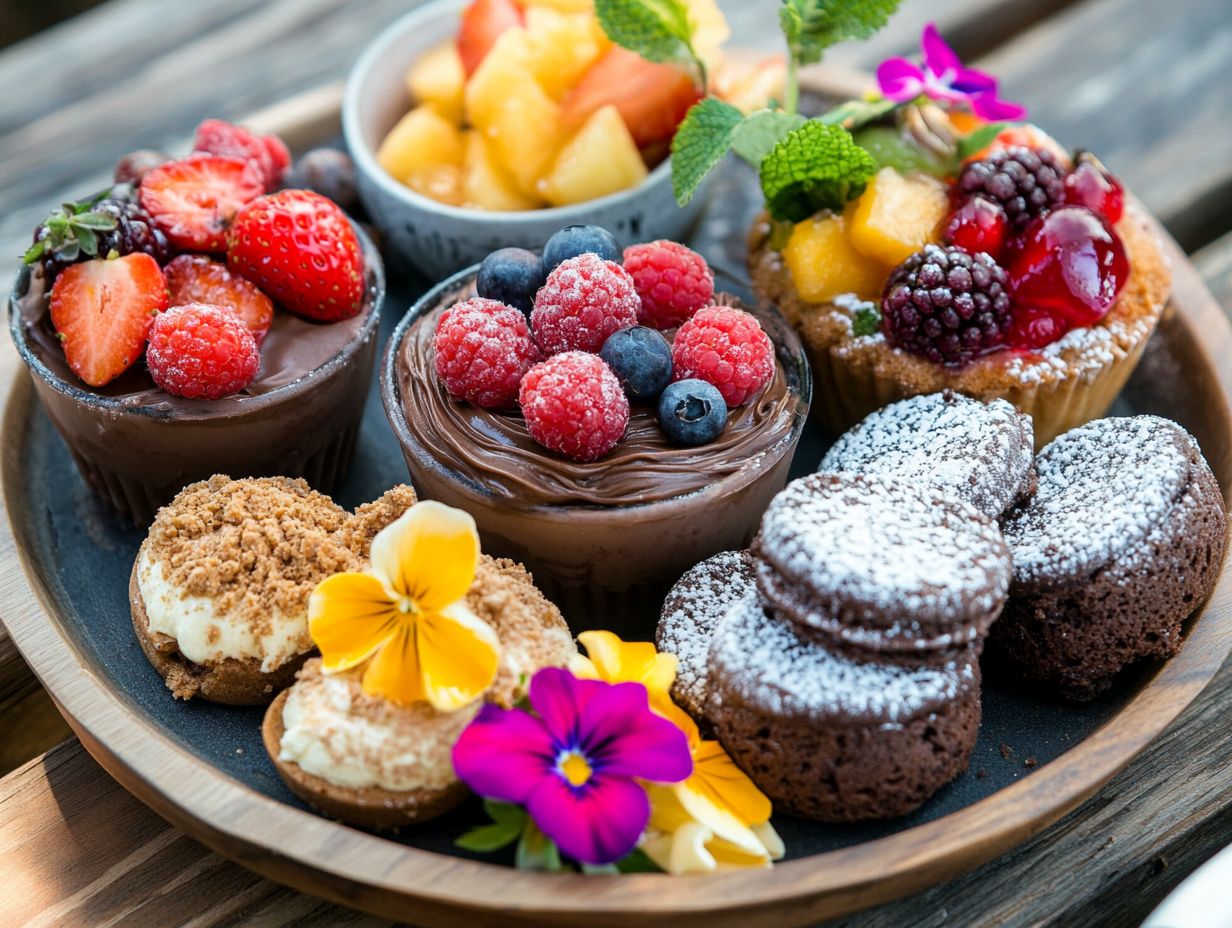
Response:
[877, 23, 1027, 121]
[451, 667, 693, 866]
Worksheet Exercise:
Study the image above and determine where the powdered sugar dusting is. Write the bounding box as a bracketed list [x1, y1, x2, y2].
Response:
[656, 550, 756, 717]
[821, 391, 1034, 519]
[1003, 416, 1195, 586]
[709, 595, 975, 725]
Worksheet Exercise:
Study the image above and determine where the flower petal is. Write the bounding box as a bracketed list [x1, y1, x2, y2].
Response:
[875, 57, 924, 102]
[568, 653, 599, 679]
[417, 602, 501, 711]
[308, 572, 398, 673]
[971, 93, 1028, 121]
[528, 772, 650, 866]
[674, 779, 767, 858]
[691, 740, 772, 826]
[576, 631, 678, 698]
[579, 681, 693, 783]
[361, 623, 425, 705]
[920, 22, 962, 78]
[370, 501, 479, 609]
[452, 704, 555, 804]
[528, 666, 591, 746]
[948, 66, 997, 96]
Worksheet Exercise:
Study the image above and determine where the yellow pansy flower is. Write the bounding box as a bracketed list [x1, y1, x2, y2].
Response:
[570, 630, 678, 710]
[308, 501, 500, 711]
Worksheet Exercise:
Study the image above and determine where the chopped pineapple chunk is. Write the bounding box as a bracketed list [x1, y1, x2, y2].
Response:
[406, 164, 464, 207]
[376, 105, 464, 184]
[462, 131, 542, 211]
[539, 105, 647, 207]
[405, 42, 466, 123]
[523, 7, 604, 99]
[847, 168, 949, 266]
[783, 213, 888, 303]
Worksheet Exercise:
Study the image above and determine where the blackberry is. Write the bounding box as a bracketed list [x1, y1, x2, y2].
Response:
[957, 146, 1066, 232]
[26, 189, 170, 283]
[881, 245, 1012, 367]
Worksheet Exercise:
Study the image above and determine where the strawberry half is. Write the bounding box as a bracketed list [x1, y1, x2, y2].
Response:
[139, 155, 264, 252]
[457, 0, 523, 76]
[49, 254, 169, 387]
[226, 190, 366, 322]
[193, 119, 291, 191]
[164, 254, 274, 344]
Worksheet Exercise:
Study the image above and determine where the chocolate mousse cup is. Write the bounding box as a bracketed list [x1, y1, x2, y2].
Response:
[8, 226, 384, 525]
[381, 267, 811, 635]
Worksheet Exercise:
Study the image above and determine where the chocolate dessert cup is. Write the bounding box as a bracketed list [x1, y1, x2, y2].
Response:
[381, 266, 811, 634]
[8, 225, 384, 525]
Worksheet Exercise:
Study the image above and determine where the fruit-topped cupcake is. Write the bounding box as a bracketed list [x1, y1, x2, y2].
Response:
[8, 119, 383, 524]
[382, 224, 811, 632]
[666, 16, 1169, 445]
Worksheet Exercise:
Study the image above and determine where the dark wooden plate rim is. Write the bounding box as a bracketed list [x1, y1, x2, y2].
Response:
[2, 92, 1232, 928]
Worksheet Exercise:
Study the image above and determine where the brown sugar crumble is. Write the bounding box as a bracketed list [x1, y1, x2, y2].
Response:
[340, 484, 420, 557]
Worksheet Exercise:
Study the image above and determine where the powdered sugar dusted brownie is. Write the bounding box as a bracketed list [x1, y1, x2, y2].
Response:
[656, 550, 756, 721]
[820, 391, 1036, 519]
[752, 473, 1011, 655]
[991, 416, 1228, 700]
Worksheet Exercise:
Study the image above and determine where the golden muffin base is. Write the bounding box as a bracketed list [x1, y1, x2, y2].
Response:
[748, 204, 1172, 446]
[262, 689, 469, 830]
[129, 548, 310, 706]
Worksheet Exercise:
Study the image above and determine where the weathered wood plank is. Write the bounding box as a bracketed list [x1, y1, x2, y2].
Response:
[0, 628, 71, 777]
[1194, 231, 1232, 315]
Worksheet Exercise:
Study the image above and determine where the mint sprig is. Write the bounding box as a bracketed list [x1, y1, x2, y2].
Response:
[760, 121, 876, 221]
[670, 97, 745, 205]
[730, 109, 808, 167]
[780, 0, 903, 112]
[594, 0, 707, 86]
[23, 189, 118, 266]
[851, 302, 882, 337]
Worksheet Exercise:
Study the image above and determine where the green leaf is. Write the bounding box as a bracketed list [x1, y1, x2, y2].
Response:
[595, 0, 694, 64]
[956, 122, 1008, 160]
[615, 848, 664, 873]
[780, 0, 903, 66]
[70, 211, 119, 231]
[759, 120, 877, 222]
[74, 226, 99, 256]
[670, 98, 746, 205]
[731, 109, 807, 168]
[851, 302, 882, 337]
[853, 126, 952, 177]
[455, 819, 523, 853]
[515, 821, 566, 871]
[818, 96, 898, 131]
[483, 800, 527, 828]
[22, 241, 46, 265]
[581, 863, 620, 875]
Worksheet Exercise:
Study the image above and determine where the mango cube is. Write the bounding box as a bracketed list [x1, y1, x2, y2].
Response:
[406, 164, 464, 207]
[464, 28, 534, 131]
[405, 42, 466, 123]
[522, 0, 593, 12]
[523, 8, 604, 99]
[539, 104, 647, 207]
[376, 105, 464, 184]
[847, 167, 949, 266]
[462, 131, 542, 211]
[783, 213, 887, 303]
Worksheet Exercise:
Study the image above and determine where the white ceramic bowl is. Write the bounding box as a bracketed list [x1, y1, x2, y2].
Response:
[343, 0, 710, 280]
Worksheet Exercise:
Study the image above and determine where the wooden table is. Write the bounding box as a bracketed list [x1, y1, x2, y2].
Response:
[3, 0, 1232, 924]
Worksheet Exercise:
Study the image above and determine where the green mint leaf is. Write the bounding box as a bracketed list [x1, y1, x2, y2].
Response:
[818, 96, 899, 131]
[70, 211, 119, 231]
[759, 120, 877, 222]
[455, 820, 522, 853]
[671, 98, 745, 205]
[74, 226, 99, 256]
[731, 109, 807, 167]
[616, 848, 664, 873]
[780, 0, 903, 66]
[483, 799, 527, 828]
[956, 122, 1008, 160]
[851, 302, 882, 337]
[768, 218, 795, 251]
[22, 241, 46, 264]
[595, 0, 694, 64]
[515, 821, 565, 871]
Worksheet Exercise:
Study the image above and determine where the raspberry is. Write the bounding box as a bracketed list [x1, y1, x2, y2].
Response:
[957, 146, 1066, 233]
[622, 240, 715, 329]
[193, 119, 289, 191]
[518, 352, 629, 462]
[146, 303, 260, 400]
[671, 305, 774, 407]
[882, 245, 1012, 367]
[530, 254, 640, 355]
[433, 297, 540, 408]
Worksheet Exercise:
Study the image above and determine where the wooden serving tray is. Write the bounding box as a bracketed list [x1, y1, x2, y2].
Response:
[3, 86, 1232, 928]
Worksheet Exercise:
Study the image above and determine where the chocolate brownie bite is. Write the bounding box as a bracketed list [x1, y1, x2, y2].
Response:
[991, 416, 1229, 700]
[820, 391, 1036, 519]
[752, 473, 1012, 656]
[707, 596, 981, 821]
[656, 550, 756, 722]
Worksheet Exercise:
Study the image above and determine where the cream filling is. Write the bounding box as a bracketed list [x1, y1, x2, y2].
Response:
[278, 670, 472, 792]
[137, 551, 310, 673]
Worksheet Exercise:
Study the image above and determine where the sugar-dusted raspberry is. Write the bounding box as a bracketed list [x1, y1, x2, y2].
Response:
[518, 352, 630, 462]
[433, 297, 541, 409]
[671, 305, 774, 407]
[530, 253, 640, 355]
[622, 240, 715, 329]
[146, 303, 260, 400]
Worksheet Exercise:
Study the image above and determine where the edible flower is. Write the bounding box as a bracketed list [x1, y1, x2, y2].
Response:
[308, 501, 500, 711]
[451, 667, 693, 866]
[876, 23, 1027, 121]
[574, 631, 784, 873]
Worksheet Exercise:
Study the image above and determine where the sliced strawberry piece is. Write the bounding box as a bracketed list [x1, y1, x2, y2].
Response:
[193, 119, 291, 191]
[457, 0, 523, 76]
[164, 254, 274, 344]
[49, 254, 169, 387]
[139, 155, 263, 252]
[561, 47, 702, 148]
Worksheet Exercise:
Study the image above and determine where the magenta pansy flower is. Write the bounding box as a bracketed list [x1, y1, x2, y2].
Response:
[877, 23, 1027, 121]
[452, 667, 693, 865]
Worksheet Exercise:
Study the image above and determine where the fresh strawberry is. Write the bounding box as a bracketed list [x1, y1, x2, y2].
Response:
[561, 47, 702, 148]
[225, 190, 365, 322]
[139, 155, 263, 252]
[49, 254, 169, 387]
[457, 0, 523, 76]
[193, 119, 290, 191]
[164, 254, 274, 344]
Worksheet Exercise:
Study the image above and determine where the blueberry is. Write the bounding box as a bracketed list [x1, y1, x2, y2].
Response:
[476, 247, 546, 316]
[658, 379, 728, 446]
[542, 224, 620, 271]
[600, 327, 673, 400]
